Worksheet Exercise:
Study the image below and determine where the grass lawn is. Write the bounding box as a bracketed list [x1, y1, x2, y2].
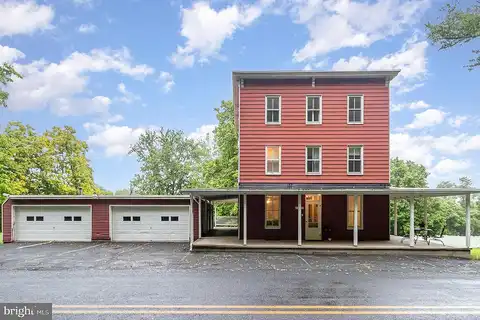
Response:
[0, 232, 2, 244]
[472, 248, 480, 260]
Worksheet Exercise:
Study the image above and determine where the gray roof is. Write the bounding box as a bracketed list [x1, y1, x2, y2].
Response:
[182, 187, 480, 200]
[4, 195, 189, 200]
[232, 70, 401, 81]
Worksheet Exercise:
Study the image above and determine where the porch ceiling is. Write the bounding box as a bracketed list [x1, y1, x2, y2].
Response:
[183, 187, 480, 200]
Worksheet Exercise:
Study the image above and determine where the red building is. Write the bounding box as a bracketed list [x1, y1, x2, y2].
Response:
[188, 70, 401, 244]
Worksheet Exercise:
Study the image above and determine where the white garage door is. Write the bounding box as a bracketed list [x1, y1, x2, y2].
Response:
[14, 206, 91, 242]
[112, 206, 189, 242]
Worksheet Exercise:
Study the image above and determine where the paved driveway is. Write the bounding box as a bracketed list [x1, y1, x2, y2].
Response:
[0, 242, 479, 319]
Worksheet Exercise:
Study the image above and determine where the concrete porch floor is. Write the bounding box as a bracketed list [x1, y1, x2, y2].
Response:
[192, 235, 470, 258]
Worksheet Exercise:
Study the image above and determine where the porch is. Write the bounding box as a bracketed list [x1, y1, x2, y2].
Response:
[192, 235, 471, 258]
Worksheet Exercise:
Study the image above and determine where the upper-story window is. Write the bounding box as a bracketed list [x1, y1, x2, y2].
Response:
[265, 96, 281, 124]
[265, 146, 281, 175]
[347, 95, 364, 124]
[306, 96, 322, 124]
[306, 146, 322, 175]
[347, 145, 363, 175]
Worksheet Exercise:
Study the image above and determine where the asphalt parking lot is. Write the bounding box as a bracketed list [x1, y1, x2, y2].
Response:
[1, 242, 479, 319]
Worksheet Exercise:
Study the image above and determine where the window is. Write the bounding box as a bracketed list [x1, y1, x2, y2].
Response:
[64, 216, 72, 222]
[265, 96, 281, 124]
[265, 146, 281, 175]
[36, 216, 44, 221]
[306, 96, 322, 124]
[74, 216, 82, 222]
[347, 195, 363, 229]
[347, 95, 364, 124]
[265, 195, 280, 229]
[306, 146, 322, 174]
[123, 216, 131, 222]
[347, 146, 363, 175]
[171, 216, 179, 222]
[132, 216, 140, 222]
[26, 216, 34, 222]
[161, 216, 169, 222]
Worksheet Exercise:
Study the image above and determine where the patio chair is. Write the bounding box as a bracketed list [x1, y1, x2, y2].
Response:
[427, 226, 446, 246]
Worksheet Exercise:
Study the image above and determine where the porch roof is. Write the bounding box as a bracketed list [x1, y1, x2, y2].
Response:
[182, 187, 480, 201]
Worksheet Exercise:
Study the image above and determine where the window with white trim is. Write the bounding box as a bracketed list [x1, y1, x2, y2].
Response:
[347, 146, 363, 175]
[347, 95, 363, 124]
[306, 96, 322, 124]
[265, 96, 281, 124]
[306, 146, 322, 174]
[266, 146, 281, 175]
[347, 195, 363, 229]
[265, 195, 280, 228]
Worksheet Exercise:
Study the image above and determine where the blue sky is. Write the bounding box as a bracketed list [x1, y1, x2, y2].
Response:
[1, 0, 479, 191]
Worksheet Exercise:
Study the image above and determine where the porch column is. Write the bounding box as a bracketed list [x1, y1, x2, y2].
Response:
[353, 195, 358, 247]
[297, 194, 302, 246]
[424, 197, 428, 230]
[198, 196, 202, 239]
[213, 205, 216, 229]
[409, 196, 415, 247]
[189, 194, 194, 251]
[393, 199, 398, 236]
[466, 193, 471, 249]
[243, 194, 247, 245]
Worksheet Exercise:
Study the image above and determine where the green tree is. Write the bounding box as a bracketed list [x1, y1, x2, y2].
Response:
[200, 100, 239, 216]
[114, 188, 132, 195]
[129, 128, 207, 195]
[0, 121, 98, 201]
[96, 185, 113, 195]
[0, 63, 22, 107]
[426, 1, 480, 70]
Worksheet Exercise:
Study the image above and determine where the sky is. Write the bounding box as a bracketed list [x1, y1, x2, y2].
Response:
[0, 0, 479, 192]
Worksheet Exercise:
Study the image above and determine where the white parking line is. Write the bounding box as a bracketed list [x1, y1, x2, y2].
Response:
[17, 241, 53, 249]
[297, 255, 312, 268]
[57, 244, 103, 256]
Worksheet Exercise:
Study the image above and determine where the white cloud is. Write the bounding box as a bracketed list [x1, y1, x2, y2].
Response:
[158, 72, 175, 93]
[72, 0, 94, 8]
[52, 96, 111, 116]
[189, 124, 216, 141]
[0, 1, 54, 36]
[303, 58, 329, 70]
[404, 109, 446, 129]
[390, 133, 435, 167]
[391, 100, 430, 112]
[430, 159, 471, 177]
[331, 37, 428, 93]
[77, 23, 97, 34]
[432, 134, 480, 155]
[170, 0, 272, 68]
[291, 0, 430, 62]
[117, 82, 140, 104]
[448, 115, 468, 128]
[107, 114, 124, 123]
[7, 47, 154, 115]
[84, 123, 146, 157]
[0, 45, 25, 64]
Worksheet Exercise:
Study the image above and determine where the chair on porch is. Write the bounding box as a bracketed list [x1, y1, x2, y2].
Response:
[427, 225, 446, 246]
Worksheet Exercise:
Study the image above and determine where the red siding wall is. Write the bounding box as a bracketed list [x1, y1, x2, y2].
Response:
[239, 194, 389, 241]
[2, 198, 190, 243]
[238, 78, 390, 184]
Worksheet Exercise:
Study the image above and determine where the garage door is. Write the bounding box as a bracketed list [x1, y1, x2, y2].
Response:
[14, 206, 91, 242]
[112, 206, 189, 242]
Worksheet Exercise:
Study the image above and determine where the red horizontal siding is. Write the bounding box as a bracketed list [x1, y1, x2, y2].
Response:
[239, 79, 389, 183]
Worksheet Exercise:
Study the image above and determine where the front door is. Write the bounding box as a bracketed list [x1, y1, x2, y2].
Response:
[305, 195, 322, 240]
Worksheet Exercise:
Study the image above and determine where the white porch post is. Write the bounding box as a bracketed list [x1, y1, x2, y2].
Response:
[189, 194, 193, 251]
[237, 196, 241, 240]
[353, 195, 358, 247]
[213, 205, 217, 229]
[297, 194, 302, 246]
[409, 196, 415, 247]
[424, 197, 428, 229]
[243, 194, 247, 246]
[198, 196, 202, 239]
[393, 199, 398, 236]
[466, 193, 471, 249]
